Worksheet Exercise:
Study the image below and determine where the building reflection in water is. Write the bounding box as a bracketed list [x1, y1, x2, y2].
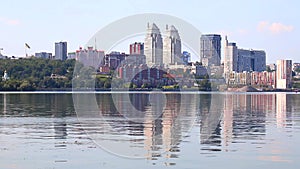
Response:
[276, 93, 292, 128]
[219, 94, 271, 150]
[1, 92, 298, 164]
[199, 94, 223, 151]
[93, 93, 197, 162]
[218, 93, 295, 152]
[1, 93, 8, 115]
[50, 94, 69, 141]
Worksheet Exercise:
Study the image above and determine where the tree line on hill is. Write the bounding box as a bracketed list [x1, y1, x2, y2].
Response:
[0, 58, 75, 91]
[0, 58, 212, 91]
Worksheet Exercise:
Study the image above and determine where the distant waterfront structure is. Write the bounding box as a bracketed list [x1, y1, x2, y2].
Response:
[144, 23, 163, 66]
[130, 42, 144, 55]
[67, 52, 76, 59]
[292, 63, 300, 72]
[75, 47, 105, 68]
[181, 51, 191, 65]
[200, 34, 221, 67]
[267, 63, 277, 71]
[227, 71, 276, 88]
[55, 42, 67, 60]
[125, 54, 146, 65]
[0, 48, 6, 59]
[163, 25, 182, 66]
[276, 60, 292, 89]
[224, 36, 266, 80]
[35, 52, 53, 59]
[237, 49, 266, 72]
[105, 51, 127, 70]
[224, 36, 238, 74]
[2, 70, 9, 81]
[128, 42, 146, 65]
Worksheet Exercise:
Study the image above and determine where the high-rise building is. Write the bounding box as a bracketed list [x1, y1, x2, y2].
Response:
[224, 36, 266, 80]
[55, 42, 67, 60]
[224, 36, 238, 74]
[130, 42, 144, 55]
[237, 49, 266, 72]
[276, 60, 292, 89]
[144, 23, 163, 66]
[75, 47, 105, 68]
[163, 25, 182, 66]
[200, 34, 221, 67]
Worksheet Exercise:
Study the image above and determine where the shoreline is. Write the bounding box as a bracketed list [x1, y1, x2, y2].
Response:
[0, 88, 298, 93]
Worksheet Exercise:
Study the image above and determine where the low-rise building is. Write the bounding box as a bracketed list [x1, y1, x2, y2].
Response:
[76, 47, 105, 68]
[105, 51, 127, 70]
[266, 63, 276, 71]
[227, 71, 276, 88]
[35, 52, 53, 59]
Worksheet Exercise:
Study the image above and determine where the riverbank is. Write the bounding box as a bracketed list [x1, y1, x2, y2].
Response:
[0, 87, 299, 93]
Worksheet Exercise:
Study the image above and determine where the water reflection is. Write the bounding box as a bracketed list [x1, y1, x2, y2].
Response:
[0, 93, 75, 117]
[75, 93, 198, 159]
[1, 92, 300, 168]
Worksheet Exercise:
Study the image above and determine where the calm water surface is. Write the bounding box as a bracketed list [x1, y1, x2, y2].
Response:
[1, 92, 300, 169]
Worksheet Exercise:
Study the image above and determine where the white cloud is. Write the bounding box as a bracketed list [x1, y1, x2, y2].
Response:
[257, 21, 293, 34]
[0, 17, 20, 26]
[237, 29, 249, 35]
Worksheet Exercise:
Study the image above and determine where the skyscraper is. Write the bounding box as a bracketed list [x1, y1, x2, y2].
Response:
[144, 23, 163, 66]
[200, 34, 221, 67]
[224, 36, 238, 74]
[55, 42, 67, 60]
[163, 25, 182, 66]
[276, 60, 292, 89]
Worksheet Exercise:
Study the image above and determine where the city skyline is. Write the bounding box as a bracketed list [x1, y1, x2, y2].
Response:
[0, 0, 299, 63]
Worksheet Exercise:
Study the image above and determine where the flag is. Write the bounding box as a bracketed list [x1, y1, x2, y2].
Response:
[25, 43, 31, 49]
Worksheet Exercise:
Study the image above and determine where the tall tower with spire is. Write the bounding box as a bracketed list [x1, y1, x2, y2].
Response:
[163, 25, 182, 66]
[144, 23, 163, 66]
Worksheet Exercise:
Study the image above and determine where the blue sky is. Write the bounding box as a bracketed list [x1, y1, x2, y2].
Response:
[0, 0, 299, 63]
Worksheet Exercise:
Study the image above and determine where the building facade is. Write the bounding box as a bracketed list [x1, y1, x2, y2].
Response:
[55, 42, 67, 60]
[130, 42, 144, 55]
[75, 47, 105, 68]
[237, 49, 266, 72]
[163, 25, 182, 66]
[105, 51, 127, 70]
[35, 52, 53, 59]
[276, 60, 292, 89]
[224, 36, 238, 74]
[200, 34, 221, 67]
[144, 23, 163, 66]
[181, 51, 191, 65]
[124, 54, 146, 65]
[227, 71, 276, 88]
[224, 36, 266, 80]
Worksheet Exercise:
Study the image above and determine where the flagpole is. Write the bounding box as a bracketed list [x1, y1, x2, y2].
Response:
[25, 46, 27, 57]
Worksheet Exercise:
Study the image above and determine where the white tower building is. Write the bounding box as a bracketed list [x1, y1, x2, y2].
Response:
[144, 23, 163, 66]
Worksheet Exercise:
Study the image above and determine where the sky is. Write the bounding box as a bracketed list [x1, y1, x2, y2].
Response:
[0, 0, 299, 63]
